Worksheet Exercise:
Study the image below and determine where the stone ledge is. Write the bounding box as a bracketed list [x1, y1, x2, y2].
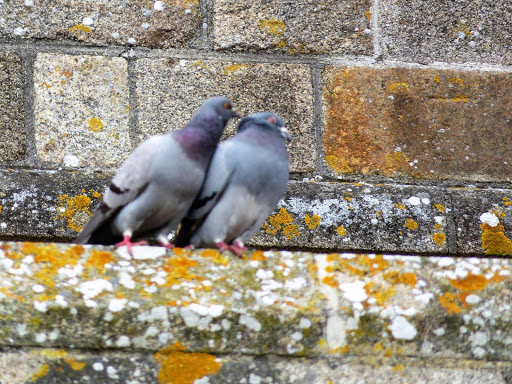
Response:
[4, 169, 512, 257]
[0, 347, 509, 384]
[0, 242, 511, 373]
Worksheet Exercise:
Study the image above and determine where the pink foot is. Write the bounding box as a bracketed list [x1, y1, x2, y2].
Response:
[163, 243, 175, 250]
[215, 241, 230, 252]
[184, 244, 195, 250]
[115, 235, 147, 255]
[229, 241, 246, 258]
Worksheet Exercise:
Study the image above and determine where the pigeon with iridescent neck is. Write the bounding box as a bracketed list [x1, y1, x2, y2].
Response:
[174, 112, 290, 256]
[75, 96, 239, 254]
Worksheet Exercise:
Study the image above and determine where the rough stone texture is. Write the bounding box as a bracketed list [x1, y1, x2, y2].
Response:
[0, 349, 157, 384]
[7, 169, 512, 258]
[380, 0, 512, 65]
[0, 0, 200, 48]
[322, 65, 512, 182]
[135, 59, 315, 172]
[0, 243, 512, 369]
[251, 181, 451, 254]
[0, 51, 25, 162]
[0, 169, 108, 241]
[213, 0, 372, 55]
[34, 53, 131, 168]
[0, 349, 507, 384]
[452, 187, 512, 256]
[0, 171, 451, 255]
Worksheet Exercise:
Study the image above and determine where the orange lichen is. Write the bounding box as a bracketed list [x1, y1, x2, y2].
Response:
[154, 343, 221, 384]
[384, 271, 417, 288]
[26, 244, 84, 289]
[395, 203, 406, 210]
[336, 226, 346, 236]
[31, 364, 50, 381]
[40, 349, 67, 358]
[450, 273, 488, 291]
[322, 274, 338, 288]
[480, 223, 512, 256]
[224, 63, 245, 75]
[88, 118, 103, 132]
[366, 282, 396, 305]
[329, 345, 350, 354]
[69, 24, 91, 33]
[439, 292, 461, 314]
[198, 249, 228, 266]
[404, 219, 418, 231]
[324, 155, 354, 173]
[85, 250, 117, 274]
[55, 194, 93, 232]
[392, 364, 405, 372]
[503, 197, 512, 206]
[432, 233, 446, 247]
[258, 18, 285, 35]
[433, 204, 446, 212]
[264, 208, 300, 239]
[276, 39, 288, 48]
[172, 247, 192, 257]
[64, 358, 86, 371]
[163, 256, 203, 286]
[190, 60, 212, 72]
[326, 254, 392, 279]
[250, 251, 266, 261]
[385, 151, 410, 173]
[304, 214, 321, 229]
[389, 82, 410, 92]
[373, 342, 384, 353]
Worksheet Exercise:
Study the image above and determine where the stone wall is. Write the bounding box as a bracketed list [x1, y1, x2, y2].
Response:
[1, 1, 512, 256]
[1, 2, 512, 382]
[1, 242, 512, 383]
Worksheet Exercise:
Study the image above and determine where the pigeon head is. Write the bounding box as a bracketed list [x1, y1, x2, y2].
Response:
[201, 96, 240, 123]
[238, 112, 291, 142]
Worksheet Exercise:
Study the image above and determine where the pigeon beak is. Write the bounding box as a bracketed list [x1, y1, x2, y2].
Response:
[280, 126, 292, 142]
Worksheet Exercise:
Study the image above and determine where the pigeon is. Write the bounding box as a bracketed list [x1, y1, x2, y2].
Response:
[174, 112, 291, 256]
[75, 96, 240, 253]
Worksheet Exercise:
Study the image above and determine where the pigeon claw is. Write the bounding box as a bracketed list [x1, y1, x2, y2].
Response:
[215, 241, 231, 252]
[183, 244, 195, 250]
[115, 235, 147, 256]
[229, 241, 246, 258]
[215, 241, 245, 257]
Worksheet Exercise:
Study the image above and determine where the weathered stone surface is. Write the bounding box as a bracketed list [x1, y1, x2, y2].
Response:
[135, 59, 315, 172]
[1, 243, 512, 365]
[0, 169, 108, 241]
[0, 0, 200, 48]
[251, 181, 451, 254]
[213, 0, 372, 55]
[451, 187, 512, 256]
[380, 0, 512, 65]
[0, 348, 507, 384]
[322, 66, 512, 182]
[0, 243, 324, 354]
[0, 349, 157, 384]
[34, 54, 131, 168]
[0, 51, 25, 162]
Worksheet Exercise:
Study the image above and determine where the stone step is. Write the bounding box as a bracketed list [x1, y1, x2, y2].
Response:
[0, 242, 511, 383]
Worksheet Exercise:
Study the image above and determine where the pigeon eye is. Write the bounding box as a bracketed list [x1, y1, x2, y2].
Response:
[222, 102, 231, 109]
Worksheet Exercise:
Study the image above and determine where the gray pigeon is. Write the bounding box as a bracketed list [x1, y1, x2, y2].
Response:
[174, 112, 291, 256]
[75, 96, 239, 253]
